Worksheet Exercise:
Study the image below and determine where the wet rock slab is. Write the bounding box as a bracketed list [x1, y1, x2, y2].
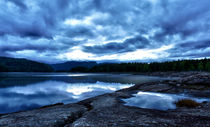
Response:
[1, 91, 210, 127]
[69, 105, 210, 127]
[68, 94, 210, 127]
[0, 104, 86, 127]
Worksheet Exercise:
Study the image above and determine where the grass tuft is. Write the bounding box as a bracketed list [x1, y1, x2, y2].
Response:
[175, 99, 200, 108]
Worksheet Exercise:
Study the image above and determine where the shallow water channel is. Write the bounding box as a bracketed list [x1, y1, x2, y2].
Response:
[122, 91, 210, 110]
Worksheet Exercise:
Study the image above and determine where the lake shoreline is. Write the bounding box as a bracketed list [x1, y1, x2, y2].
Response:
[0, 72, 210, 127]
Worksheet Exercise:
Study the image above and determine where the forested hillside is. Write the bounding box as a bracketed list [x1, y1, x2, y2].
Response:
[0, 57, 53, 72]
[51, 61, 97, 72]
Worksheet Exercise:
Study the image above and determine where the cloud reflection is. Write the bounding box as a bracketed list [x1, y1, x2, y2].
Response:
[123, 92, 210, 110]
[0, 80, 133, 113]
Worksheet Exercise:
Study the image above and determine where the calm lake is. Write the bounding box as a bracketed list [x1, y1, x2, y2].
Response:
[0, 72, 161, 114]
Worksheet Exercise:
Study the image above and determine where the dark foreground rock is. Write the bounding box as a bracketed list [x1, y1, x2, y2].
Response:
[1, 93, 210, 127]
[0, 72, 210, 127]
[70, 103, 210, 127]
[0, 104, 86, 127]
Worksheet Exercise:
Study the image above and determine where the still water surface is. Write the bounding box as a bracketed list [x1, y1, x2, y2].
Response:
[0, 72, 161, 113]
[123, 91, 210, 110]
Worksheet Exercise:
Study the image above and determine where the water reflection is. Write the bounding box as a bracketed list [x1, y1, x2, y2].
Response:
[122, 92, 210, 110]
[0, 72, 162, 88]
[0, 73, 163, 114]
[0, 80, 133, 114]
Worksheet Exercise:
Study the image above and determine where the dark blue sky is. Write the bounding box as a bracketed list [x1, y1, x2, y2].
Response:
[0, 0, 210, 63]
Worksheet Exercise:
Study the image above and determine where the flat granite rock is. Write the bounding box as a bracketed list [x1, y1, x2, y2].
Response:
[69, 104, 210, 127]
[0, 104, 86, 127]
[67, 92, 210, 127]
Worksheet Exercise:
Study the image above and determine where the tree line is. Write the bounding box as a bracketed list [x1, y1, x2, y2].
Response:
[70, 58, 210, 72]
[1, 57, 209, 72]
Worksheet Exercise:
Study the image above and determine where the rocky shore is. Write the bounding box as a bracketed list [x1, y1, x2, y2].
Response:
[0, 72, 210, 127]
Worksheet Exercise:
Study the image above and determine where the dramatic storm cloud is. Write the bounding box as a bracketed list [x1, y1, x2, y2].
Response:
[0, 0, 209, 63]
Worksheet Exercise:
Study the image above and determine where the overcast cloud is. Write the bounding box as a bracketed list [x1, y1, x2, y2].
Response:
[0, 0, 209, 63]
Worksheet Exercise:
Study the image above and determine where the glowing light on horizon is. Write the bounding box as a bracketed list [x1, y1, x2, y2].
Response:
[61, 44, 174, 61]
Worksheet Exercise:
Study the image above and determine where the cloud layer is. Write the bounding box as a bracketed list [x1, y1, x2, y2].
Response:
[0, 0, 209, 63]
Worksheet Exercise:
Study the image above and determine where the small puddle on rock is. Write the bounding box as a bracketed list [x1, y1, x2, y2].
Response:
[122, 91, 210, 110]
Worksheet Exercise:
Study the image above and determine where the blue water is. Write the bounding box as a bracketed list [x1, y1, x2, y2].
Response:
[0, 73, 161, 114]
[123, 91, 210, 110]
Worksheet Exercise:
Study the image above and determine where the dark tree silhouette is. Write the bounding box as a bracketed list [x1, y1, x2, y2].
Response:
[70, 58, 210, 72]
[0, 57, 53, 72]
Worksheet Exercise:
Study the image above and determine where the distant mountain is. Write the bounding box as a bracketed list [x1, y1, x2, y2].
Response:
[0, 57, 53, 72]
[51, 61, 97, 71]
